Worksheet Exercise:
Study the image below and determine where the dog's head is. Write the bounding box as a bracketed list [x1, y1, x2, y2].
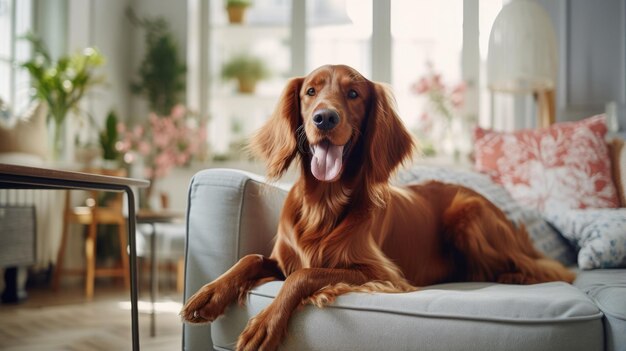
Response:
[250, 65, 415, 186]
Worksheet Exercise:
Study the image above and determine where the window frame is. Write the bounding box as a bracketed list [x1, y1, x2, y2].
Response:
[0, 0, 33, 118]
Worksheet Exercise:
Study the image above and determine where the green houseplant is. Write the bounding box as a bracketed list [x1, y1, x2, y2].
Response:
[221, 53, 270, 94]
[21, 33, 105, 160]
[127, 8, 186, 116]
[226, 0, 252, 24]
[99, 110, 120, 163]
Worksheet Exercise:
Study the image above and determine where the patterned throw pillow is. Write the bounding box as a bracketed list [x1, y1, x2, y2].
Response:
[473, 115, 620, 211]
[396, 166, 576, 265]
[544, 208, 626, 269]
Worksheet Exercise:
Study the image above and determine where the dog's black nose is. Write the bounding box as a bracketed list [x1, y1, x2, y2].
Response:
[312, 109, 340, 131]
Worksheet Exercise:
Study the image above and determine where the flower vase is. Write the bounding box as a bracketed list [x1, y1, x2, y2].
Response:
[455, 117, 474, 161]
[140, 184, 154, 210]
[140, 178, 161, 210]
[48, 119, 65, 163]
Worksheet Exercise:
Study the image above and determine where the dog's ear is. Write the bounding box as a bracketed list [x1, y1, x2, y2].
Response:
[364, 82, 415, 185]
[249, 77, 304, 180]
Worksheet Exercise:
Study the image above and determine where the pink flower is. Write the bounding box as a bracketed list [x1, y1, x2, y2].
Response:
[138, 141, 151, 156]
[177, 153, 189, 164]
[133, 125, 144, 139]
[171, 104, 186, 120]
[412, 78, 430, 94]
[432, 74, 444, 90]
[450, 83, 466, 109]
[116, 122, 126, 134]
[412, 63, 467, 125]
[116, 106, 206, 180]
[198, 124, 207, 140]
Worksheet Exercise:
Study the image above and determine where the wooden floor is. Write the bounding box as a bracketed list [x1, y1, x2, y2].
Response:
[0, 282, 183, 351]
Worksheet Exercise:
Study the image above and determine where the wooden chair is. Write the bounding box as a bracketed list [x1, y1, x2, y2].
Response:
[52, 168, 130, 299]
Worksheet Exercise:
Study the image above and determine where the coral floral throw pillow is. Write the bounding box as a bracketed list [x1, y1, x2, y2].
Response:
[474, 115, 620, 211]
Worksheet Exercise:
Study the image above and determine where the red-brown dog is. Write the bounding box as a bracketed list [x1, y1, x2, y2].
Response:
[181, 65, 575, 351]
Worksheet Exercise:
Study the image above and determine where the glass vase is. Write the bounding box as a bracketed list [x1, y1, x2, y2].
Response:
[48, 119, 65, 163]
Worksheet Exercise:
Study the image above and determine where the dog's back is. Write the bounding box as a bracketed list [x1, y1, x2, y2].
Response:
[371, 181, 575, 285]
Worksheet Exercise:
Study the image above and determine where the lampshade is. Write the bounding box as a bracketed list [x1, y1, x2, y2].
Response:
[487, 0, 557, 93]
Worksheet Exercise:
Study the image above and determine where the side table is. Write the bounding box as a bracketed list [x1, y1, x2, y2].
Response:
[0, 163, 149, 351]
[136, 209, 185, 337]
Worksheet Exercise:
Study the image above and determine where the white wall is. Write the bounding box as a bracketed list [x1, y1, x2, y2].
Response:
[89, 0, 134, 123]
[539, 0, 626, 126]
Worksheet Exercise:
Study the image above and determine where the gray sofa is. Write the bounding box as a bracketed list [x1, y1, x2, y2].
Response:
[182, 168, 626, 351]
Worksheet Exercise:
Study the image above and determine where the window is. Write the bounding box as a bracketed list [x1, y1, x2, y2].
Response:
[478, 0, 504, 128]
[0, 0, 33, 120]
[306, 0, 373, 76]
[391, 0, 464, 133]
[189, 0, 505, 157]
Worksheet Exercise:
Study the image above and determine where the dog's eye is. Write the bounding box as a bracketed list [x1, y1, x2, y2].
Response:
[306, 88, 316, 96]
[348, 90, 358, 99]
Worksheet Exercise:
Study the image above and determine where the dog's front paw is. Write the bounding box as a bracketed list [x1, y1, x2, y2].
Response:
[180, 280, 235, 324]
[236, 308, 287, 351]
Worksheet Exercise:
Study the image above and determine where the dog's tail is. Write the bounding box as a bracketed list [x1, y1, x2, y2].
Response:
[442, 191, 574, 284]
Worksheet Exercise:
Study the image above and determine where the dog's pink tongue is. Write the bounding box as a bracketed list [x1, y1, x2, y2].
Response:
[311, 141, 344, 181]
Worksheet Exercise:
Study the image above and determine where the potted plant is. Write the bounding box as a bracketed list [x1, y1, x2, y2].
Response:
[127, 8, 186, 116]
[226, 0, 252, 24]
[21, 33, 105, 161]
[98, 110, 121, 166]
[221, 53, 270, 94]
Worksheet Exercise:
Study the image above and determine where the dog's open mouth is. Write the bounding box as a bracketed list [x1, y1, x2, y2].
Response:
[310, 139, 345, 182]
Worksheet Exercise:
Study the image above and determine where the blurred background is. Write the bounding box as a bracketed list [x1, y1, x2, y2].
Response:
[1, 0, 475, 165]
[1, 0, 624, 265]
[1, 1, 625, 349]
[1, 0, 625, 275]
[1, 0, 625, 179]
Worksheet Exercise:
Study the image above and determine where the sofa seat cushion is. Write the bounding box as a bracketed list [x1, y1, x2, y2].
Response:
[211, 281, 603, 351]
[574, 269, 626, 351]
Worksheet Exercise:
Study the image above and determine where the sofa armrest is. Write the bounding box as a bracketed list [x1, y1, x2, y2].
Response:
[182, 168, 287, 351]
[608, 138, 626, 207]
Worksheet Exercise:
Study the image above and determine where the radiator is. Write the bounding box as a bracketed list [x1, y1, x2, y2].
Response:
[0, 189, 64, 269]
[0, 206, 36, 267]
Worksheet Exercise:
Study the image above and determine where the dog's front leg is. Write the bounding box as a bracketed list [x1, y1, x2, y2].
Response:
[181, 254, 284, 323]
[236, 268, 369, 351]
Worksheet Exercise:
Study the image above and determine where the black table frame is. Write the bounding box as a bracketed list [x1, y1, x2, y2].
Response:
[0, 164, 149, 351]
[136, 211, 184, 338]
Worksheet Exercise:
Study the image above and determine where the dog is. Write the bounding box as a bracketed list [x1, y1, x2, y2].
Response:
[181, 64, 575, 351]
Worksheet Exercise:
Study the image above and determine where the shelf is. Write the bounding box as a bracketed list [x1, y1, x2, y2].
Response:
[210, 24, 290, 41]
[206, 6, 294, 156]
[210, 93, 279, 105]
